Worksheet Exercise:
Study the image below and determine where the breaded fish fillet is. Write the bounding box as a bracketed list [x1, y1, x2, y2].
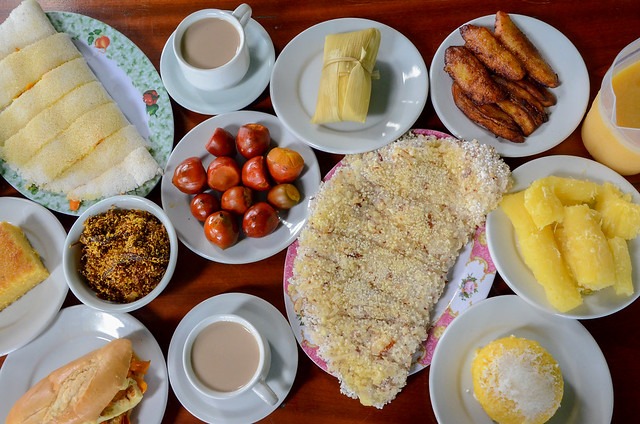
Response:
[494, 11, 559, 88]
[460, 24, 525, 81]
[444, 45, 505, 104]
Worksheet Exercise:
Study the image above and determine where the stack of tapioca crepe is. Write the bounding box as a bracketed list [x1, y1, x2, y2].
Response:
[0, 0, 161, 209]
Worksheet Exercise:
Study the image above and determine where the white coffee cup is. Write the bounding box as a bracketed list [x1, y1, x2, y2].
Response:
[183, 314, 278, 405]
[173, 4, 252, 91]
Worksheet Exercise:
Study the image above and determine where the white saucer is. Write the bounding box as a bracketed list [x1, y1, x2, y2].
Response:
[168, 293, 298, 424]
[160, 19, 275, 115]
[0, 197, 68, 356]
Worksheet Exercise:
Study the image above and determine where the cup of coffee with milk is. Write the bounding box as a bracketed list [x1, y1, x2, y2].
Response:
[173, 4, 252, 91]
[183, 314, 279, 405]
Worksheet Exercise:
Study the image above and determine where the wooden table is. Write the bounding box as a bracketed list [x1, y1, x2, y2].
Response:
[1, 0, 639, 422]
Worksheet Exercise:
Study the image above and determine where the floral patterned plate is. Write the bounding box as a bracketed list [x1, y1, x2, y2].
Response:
[0, 12, 174, 215]
[282, 129, 497, 375]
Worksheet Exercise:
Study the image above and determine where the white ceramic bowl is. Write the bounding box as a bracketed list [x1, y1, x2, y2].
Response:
[63, 195, 178, 313]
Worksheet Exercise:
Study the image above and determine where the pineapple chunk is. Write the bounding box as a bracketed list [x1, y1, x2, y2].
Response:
[608, 237, 634, 297]
[524, 178, 564, 229]
[595, 182, 640, 240]
[500, 192, 583, 312]
[546, 175, 600, 206]
[523, 176, 601, 229]
[555, 204, 615, 291]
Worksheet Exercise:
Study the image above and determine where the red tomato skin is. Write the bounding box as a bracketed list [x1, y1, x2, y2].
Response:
[207, 156, 241, 192]
[236, 123, 270, 159]
[204, 211, 239, 249]
[242, 202, 279, 238]
[241, 156, 271, 191]
[206, 127, 236, 157]
[172, 157, 207, 194]
[221, 186, 253, 214]
[190, 192, 220, 222]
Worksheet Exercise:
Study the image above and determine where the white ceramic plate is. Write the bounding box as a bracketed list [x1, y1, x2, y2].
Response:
[271, 18, 428, 154]
[486, 155, 640, 319]
[430, 14, 589, 157]
[160, 18, 275, 115]
[0, 305, 169, 423]
[0, 197, 68, 356]
[168, 293, 298, 424]
[161, 110, 321, 264]
[429, 295, 613, 424]
[0, 11, 174, 215]
[283, 130, 497, 373]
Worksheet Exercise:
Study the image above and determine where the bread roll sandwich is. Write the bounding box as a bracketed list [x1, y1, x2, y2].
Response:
[6, 338, 149, 424]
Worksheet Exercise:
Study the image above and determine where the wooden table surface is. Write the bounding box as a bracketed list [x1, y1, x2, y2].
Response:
[1, 0, 639, 423]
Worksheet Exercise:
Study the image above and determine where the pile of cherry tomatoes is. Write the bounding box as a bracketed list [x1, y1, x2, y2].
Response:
[171, 123, 305, 249]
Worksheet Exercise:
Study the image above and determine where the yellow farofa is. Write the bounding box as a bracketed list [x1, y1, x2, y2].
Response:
[288, 133, 511, 408]
[471, 336, 563, 424]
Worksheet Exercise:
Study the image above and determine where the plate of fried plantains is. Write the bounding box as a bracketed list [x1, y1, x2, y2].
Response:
[430, 11, 589, 158]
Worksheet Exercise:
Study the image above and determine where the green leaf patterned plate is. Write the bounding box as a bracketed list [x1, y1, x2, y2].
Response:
[0, 11, 174, 216]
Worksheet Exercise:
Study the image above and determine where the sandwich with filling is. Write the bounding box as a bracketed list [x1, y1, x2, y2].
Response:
[6, 338, 149, 424]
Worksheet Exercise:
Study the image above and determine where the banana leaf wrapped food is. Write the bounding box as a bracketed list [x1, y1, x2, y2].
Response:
[311, 28, 381, 124]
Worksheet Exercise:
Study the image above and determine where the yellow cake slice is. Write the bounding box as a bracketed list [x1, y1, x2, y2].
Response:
[0, 32, 81, 110]
[0, 221, 49, 311]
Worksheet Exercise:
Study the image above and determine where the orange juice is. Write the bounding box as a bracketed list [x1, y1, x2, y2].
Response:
[582, 59, 640, 175]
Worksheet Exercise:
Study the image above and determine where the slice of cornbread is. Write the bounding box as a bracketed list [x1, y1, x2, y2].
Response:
[0, 221, 49, 311]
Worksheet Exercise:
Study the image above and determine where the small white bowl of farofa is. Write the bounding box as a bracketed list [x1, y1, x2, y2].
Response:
[63, 195, 178, 313]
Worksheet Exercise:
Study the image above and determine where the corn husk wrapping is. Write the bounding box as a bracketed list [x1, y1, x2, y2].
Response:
[311, 28, 381, 124]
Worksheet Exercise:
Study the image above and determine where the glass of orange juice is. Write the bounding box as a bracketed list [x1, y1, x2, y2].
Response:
[582, 38, 640, 176]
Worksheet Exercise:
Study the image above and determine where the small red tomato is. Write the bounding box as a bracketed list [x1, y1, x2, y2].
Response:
[242, 202, 279, 238]
[190, 192, 220, 221]
[221, 186, 253, 214]
[267, 184, 301, 209]
[236, 123, 270, 159]
[207, 156, 241, 192]
[266, 147, 305, 183]
[204, 210, 239, 249]
[242, 156, 271, 191]
[172, 157, 207, 194]
[206, 127, 236, 157]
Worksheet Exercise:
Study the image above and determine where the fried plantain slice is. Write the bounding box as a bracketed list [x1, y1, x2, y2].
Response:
[460, 24, 526, 81]
[496, 97, 541, 136]
[451, 82, 525, 143]
[494, 11, 559, 88]
[444, 45, 506, 104]
[493, 75, 548, 118]
[514, 77, 557, 107]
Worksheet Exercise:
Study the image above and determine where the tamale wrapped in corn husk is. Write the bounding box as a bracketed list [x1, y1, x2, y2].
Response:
[311, 28, 381, 124]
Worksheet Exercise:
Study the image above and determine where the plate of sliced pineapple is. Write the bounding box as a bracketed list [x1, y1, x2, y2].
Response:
[486, 155, 640, 319]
